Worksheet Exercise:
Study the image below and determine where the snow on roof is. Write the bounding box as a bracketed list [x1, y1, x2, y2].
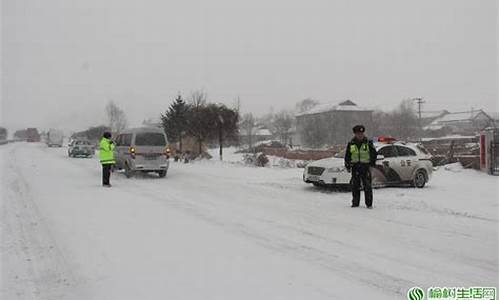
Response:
[433, 110, 487, 123]
[238, 128, 273, 136]
[486, 111, 499, 120]
[423, 124, 445, 130]
[421, 135, 477, 142]
[255, 128, 272, 136]
[420, 110, 449, 119]
[424, 110, 491, 130]
[296, 100, 371, 117]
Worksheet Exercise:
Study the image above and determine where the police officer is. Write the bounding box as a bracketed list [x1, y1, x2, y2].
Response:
[344, 125, 377, 208]
[99, 132, 115, 187]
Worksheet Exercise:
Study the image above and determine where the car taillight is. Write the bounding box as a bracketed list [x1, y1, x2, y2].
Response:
[129, 147, 136, 159]
[164, 148, 171, 158]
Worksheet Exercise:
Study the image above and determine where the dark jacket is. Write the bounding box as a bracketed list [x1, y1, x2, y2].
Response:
[344, 137, 377, 168]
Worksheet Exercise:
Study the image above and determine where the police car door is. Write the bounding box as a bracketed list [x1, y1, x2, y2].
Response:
[394, 145, 418, 181]
[376, 145, 402, 184]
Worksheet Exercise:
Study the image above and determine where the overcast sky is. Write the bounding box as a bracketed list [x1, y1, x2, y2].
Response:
[1, 0, 498, 131]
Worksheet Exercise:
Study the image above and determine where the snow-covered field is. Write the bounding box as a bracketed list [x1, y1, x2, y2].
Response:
[1, 142, 498, 300]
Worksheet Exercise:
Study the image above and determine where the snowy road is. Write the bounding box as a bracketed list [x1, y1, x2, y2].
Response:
[1, 142, 498, 300]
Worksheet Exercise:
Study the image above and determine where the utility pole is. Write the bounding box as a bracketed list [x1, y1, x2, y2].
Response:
[414, 97, 425, 140]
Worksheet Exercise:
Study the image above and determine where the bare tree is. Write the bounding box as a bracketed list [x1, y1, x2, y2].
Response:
[258, 106, 275, 131]
[372, 100, 419, 140]
[297, 116, 328, 148]
[372, 110, 391, 136]
[189, 90, 207, 107]
[105, 100, 128, 134]
[185, 90, 211, 156]
[272, 110, 294, 145]
[391, 99, 419, 140]
[207, 103, 239, 160]
[240, 113, 256, 149]
[295, 98, 319, 113]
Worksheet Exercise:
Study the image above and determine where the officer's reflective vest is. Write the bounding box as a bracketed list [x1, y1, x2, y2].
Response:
[99, 138, 115, 165]
[350, 143, 370, 164]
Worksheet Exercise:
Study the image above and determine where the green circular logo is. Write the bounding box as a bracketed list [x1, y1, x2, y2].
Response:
[407, 287, 425, 300]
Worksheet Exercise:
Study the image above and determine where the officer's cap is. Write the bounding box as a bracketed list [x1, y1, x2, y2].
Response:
[352, 125, 365, 133]
[103, 131, 112, 139]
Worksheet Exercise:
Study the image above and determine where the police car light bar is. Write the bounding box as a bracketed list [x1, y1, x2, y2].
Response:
[377, 136, 396, 143]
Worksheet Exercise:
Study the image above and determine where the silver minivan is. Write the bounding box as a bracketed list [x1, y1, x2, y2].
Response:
[114, 127, 170, 178]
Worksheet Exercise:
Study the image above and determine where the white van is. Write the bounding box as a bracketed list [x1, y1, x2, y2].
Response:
[114, 127, 170, 178]
[47, 129, 64, 147]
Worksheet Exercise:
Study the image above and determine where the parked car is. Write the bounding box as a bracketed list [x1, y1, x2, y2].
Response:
[303, 138, 433, 189]
[114, 127, 170, 178]
[47, 129, 64, 147]
[68, 139, 95, 157]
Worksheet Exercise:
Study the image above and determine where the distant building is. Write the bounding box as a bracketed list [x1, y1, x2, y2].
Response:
[424, 109, 496, 136]
[254, 128, 273, 141]
[295, 100, 373, 148]
[419, 110, 450, 127]
[239, 126, 274, 147]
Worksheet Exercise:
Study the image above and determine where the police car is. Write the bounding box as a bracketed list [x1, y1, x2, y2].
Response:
[303, 137, 433, 189]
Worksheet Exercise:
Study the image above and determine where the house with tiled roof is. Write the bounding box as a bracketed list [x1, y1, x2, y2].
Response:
[424, 109, 496, 135]
[419, 110, 450, 126]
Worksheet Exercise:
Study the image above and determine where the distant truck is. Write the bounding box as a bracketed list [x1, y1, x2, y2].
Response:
[26, 128, 41, 142]
[0, 127, 7, 141]
[0, 127, 7, 145]
[47, 129, 64, 147]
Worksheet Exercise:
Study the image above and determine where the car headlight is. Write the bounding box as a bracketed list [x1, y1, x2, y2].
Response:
[327, 167, 345, 173]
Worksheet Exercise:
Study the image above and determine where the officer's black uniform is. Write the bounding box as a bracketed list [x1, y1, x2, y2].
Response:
[344, 125, 378, 208]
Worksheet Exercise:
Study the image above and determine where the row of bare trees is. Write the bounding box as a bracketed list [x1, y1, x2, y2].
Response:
[372, 99, 420, 140]
[239, 99, 326, 149]
[240, 110, 295, 149]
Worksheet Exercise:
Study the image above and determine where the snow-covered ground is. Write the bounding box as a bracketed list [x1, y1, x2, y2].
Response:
[1, 142, 498, 300]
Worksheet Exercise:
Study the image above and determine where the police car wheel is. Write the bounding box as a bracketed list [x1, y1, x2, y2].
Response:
[413, 170, 426, 188]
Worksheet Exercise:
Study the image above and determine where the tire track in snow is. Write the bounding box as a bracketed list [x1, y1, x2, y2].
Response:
[116, 177, 417, 298]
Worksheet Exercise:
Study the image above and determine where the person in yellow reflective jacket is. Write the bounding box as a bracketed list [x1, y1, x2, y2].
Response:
[99, 132, 115, 187]
[344, 125, 377, 208]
